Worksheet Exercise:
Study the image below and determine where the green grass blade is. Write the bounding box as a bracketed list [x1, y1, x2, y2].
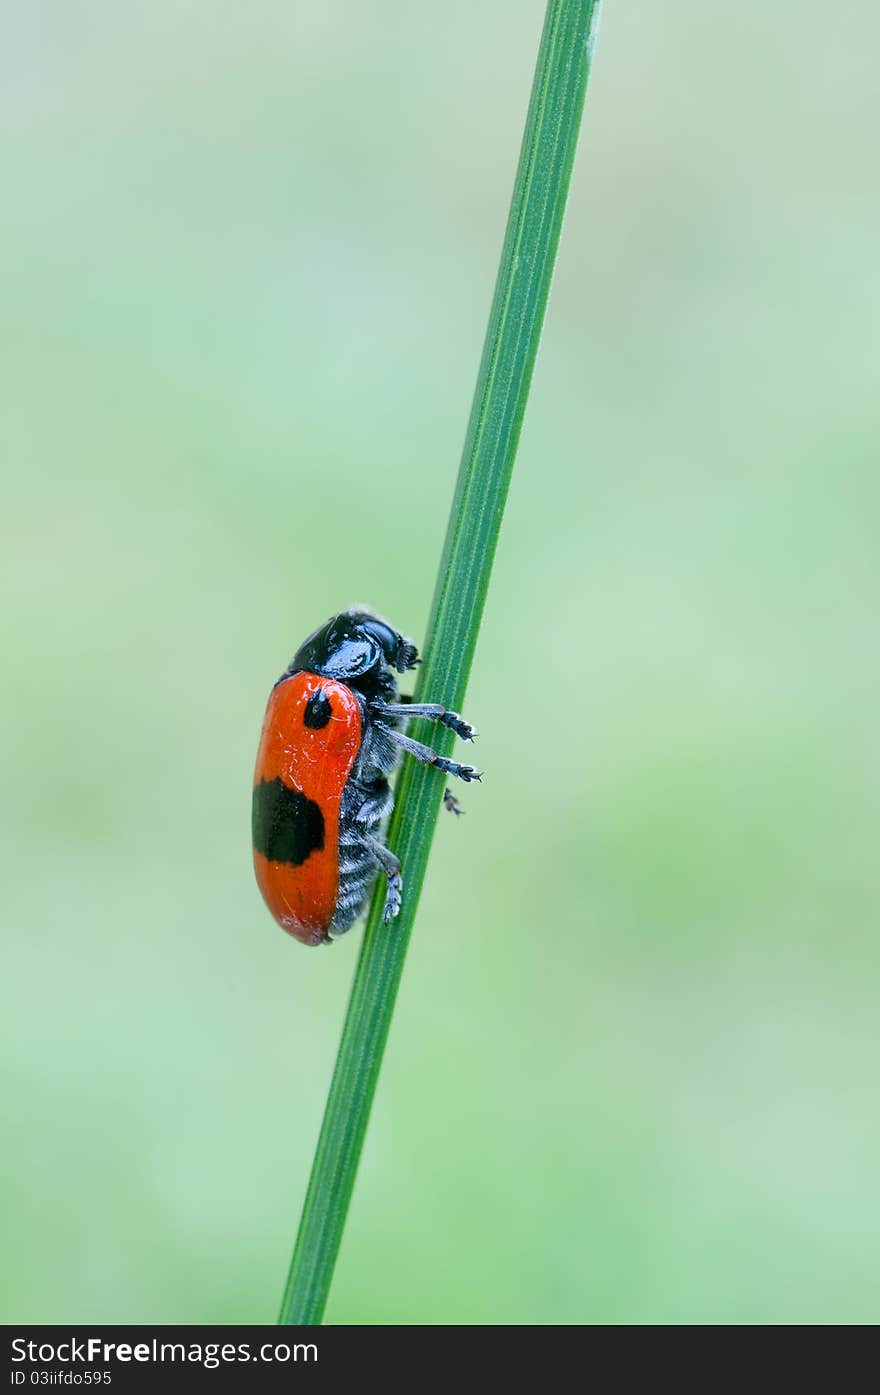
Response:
[279, 0, 603, 1326]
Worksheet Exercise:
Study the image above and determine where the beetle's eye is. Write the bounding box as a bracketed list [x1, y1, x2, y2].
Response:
[303, 689, 333, 729]
[354, 617, 396, 660]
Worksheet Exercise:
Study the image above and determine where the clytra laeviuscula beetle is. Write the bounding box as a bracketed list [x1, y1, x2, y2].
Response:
[252, 609, 480, 946]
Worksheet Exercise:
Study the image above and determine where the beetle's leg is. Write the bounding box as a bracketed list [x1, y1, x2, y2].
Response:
[370, 701, 475, 742]
[350, 780, 394, 826]
[364, 835, 403, 924]
[374, 722, 482, 782]
[443, 788, 464, 816]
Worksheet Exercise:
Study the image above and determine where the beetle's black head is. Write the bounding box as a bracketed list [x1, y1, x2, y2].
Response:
[282, 609, 419, 699]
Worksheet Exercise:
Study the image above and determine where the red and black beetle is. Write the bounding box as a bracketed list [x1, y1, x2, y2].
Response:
[252, 609, 480, 946]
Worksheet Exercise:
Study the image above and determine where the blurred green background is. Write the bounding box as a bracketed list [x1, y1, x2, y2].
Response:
[2, 1, 878, 1324]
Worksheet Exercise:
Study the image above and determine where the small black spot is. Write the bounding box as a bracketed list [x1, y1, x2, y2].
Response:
[252, 777, 324, 865]
[304, 688, 333, 729]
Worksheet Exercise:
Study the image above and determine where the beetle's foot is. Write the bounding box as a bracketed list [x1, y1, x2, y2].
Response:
[441, 711, 476, 742]
[443, 788, 465, 816]
[434, 757, 482, 783]
[383, 870, 403, 924]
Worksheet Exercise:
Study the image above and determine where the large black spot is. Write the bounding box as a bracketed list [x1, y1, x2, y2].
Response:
[303, 688, 333, 729]
[252, 777, 324, 865]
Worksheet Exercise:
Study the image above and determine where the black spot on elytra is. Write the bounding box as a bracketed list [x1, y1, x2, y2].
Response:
[252, 777, 324, 865]
[304, 688, 333, 729]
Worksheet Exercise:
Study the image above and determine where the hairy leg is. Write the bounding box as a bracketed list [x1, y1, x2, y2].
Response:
[365, 835, 403, 924]
[374, 722, 482, 783]
[370, 701, 475, 742]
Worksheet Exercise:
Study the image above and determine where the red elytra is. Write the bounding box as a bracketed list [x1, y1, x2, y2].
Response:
[252, 671, 362, 946]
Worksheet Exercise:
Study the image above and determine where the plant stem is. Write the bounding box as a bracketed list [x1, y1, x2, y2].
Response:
[279, 0, 603, 1325]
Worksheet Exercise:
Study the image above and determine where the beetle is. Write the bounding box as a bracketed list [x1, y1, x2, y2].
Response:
[252, 609, 480, 946]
